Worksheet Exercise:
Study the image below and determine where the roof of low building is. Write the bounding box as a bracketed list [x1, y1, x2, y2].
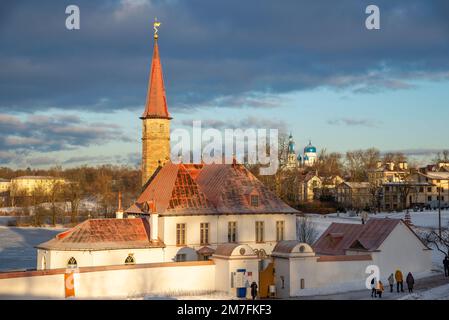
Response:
[36, 218, 165, 251]
[339, 182, 371, 189]
[420, 172, 449, 180]
[313, 218, 403, 255]
[12, 176, 60, 180]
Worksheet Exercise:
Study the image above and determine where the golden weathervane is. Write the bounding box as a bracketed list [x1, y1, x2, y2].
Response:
[154, 18, 161, 39]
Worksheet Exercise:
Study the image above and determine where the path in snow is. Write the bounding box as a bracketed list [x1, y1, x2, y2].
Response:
[296, 273, 449, 300]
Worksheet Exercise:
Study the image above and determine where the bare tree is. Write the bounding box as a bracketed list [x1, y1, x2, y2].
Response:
[420, 228, 449, 258]
[296, 215, 319, 245]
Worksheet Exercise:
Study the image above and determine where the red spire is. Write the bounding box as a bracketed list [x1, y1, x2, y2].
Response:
[141, 40, 171, 119]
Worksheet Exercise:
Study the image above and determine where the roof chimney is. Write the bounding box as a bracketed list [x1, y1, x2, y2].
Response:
[115, 191, 124, 219]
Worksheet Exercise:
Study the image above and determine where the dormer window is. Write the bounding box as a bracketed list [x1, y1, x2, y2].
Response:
[250, 195, 259, 207]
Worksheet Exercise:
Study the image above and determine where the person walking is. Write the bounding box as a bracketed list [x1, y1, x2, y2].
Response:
[370, 278, 377, 298]
[406, 272, 415, 293]
[361, 211, 369, 225]
[376, 280, 384, 298]
[395, 269, 404, 293]
[443, 256, 449, 277]
[388, 273, 395, 293]
[250, 281, 258, 300]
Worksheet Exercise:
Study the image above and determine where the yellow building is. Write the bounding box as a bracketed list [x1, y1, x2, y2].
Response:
[368, 161, 410, 185]
[10, 176, 66, 197]
[414, 172, 449, 208]
[0, 178, 10, 193]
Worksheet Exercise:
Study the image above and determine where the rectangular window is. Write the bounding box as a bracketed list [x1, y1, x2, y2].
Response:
[276, 221, 285, 241]
[175, 254, 186, 262]
[200, 222, 209, 245]
[176, 223, 186, 246]
[228, 221, 237, 243]
[250, 195, 259, 207]
[255, 221, 264, 243]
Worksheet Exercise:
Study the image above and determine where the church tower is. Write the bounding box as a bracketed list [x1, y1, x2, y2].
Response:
[286, 133, 298, 169]
[141, 20, 172, 186]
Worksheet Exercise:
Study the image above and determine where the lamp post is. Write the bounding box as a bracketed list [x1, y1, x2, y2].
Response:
[438, 186, 442, 238]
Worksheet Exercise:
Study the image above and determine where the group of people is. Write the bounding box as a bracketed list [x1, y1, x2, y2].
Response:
[370, 269, 415, 298]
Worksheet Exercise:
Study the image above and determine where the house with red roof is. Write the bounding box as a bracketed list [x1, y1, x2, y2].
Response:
[271, 218, 432, 298]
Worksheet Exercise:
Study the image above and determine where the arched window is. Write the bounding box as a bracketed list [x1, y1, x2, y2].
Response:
[67, 257, 77, 268]
[125, 254, 135, 265]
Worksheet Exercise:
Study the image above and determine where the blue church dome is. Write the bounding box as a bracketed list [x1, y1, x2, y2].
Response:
[304, 141, 316, 153]
[297, 154, 302, 161]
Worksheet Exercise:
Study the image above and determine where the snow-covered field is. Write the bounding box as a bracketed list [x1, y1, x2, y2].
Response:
[0, 225, 64, 271]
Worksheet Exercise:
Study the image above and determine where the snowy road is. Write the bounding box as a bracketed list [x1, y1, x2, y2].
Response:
[296, 274, 449, 300]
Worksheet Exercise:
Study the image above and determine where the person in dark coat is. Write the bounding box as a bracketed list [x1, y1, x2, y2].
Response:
[370, 278, 377, 298]
[406, 272, 415, 293]
[443, 256, 449, 277]
[250, 282, 258, 300]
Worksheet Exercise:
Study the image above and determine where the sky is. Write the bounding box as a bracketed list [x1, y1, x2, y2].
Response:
[0, 0, 449, 169]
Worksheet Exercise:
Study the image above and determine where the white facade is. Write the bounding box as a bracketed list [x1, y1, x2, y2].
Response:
[272, 221, 432, 298]
[160, 213, 297, 262]
[36, 247, 166, 270]
[37, 213, 297, 270]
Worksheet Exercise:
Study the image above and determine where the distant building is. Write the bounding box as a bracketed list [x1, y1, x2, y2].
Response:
[0, 178, 10, 206]
[368, 161, 409, 186]
[336, 182, 371, 210]
[414, 171, 449, 208]
[297, 172, 322, 202]
[0, 178, 10, 193]
[9, 176, 66, 197]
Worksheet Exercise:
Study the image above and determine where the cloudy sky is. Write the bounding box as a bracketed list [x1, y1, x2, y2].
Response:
[1, 0, 449, 168]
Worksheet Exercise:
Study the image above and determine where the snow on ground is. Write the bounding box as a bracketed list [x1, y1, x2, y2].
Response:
[399, 283, 449, 300]
[0, 225, 64, 271]
[143, 292, 235, 300]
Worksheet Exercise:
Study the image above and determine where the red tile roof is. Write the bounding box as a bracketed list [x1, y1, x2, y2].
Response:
[313, 218, 402, 256]
[36, 218, 165, 250]
[127, 162, 298, 216]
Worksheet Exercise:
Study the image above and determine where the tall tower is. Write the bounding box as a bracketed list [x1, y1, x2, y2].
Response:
[286, 133, 298, 169]
[141, 20, 172, 186]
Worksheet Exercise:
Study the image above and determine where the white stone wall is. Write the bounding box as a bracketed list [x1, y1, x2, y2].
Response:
[0, 262, 215, 299]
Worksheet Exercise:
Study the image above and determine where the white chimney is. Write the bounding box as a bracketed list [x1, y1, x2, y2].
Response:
[376, 161, 382, 169]
[144, 200, 159, 242]
[403, 162, 408, 170]
[115, 191, 124, 219]
[398, 162, 404, 170]
[150, 212, 159, 242]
